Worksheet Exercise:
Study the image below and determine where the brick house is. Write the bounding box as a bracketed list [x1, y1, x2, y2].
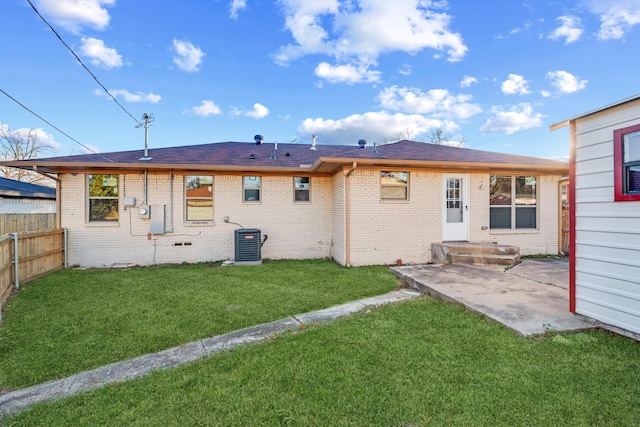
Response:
[2, 139, 567, 267]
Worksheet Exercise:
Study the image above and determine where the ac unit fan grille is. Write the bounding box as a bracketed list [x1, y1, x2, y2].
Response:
[234, 228, 261, 262]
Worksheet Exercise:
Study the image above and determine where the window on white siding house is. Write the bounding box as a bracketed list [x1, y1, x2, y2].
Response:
[489, 175, 537, 229]
[614, 124, 640, 201]
[294, 177, 310, 202]
[381, 171, 408, 200]
[623, 130, 640, 194]
[243, 176, 261, 202]
[185, 176, 213, 221]
[88, 174, 119, 222]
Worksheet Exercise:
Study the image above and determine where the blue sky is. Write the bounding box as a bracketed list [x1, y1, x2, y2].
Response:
[2, 0, 640, 161]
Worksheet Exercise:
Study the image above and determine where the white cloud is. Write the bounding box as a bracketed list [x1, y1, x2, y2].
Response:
[540, 90, 552, 98]
[314, 62, 381, 84]
[80, 37, 123, 68]
[378, 86, 482, 120]
[585, 0, 640, 40]
[548, 16, 583, 44]
[77, 143, 101, 154]
[397, 64, 412, 76]
[232, 103, 270, 119]
[501, 74, 531, 95]
[230, 0, 247, 19]
[0, 125, 62, 152]
[172, 40, 205, 72]
[297, 111, 458, 145]
[480, 103, 544, 135]
[36, 0, 114, 34]
[191, 100, 222, 117]
[94, 89, 161, 103]
[546, 70, 587, 94]
[460, 75, 478, 88]
[274, 0, 467, 83]
[510, 21, 533, 35]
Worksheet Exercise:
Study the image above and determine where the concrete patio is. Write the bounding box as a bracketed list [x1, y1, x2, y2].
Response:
[391, 257, 595, 337]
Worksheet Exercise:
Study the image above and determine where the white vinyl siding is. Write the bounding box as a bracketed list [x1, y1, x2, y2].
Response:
[573, 99, 640, 335]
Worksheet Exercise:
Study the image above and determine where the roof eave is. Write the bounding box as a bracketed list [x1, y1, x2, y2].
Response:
[3, 157, 568, 175]
[316, 157, 567, 173]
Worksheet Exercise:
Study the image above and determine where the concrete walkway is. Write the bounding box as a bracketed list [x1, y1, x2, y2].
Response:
[392, 258, 595, 337]
[0, 289, 421, 416]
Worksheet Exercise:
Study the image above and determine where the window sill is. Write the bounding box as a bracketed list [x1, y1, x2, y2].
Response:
[184, 221, 215, 227]
[490, 228, 539, 235]
[380, 199, 410, 203]
[86, 222, 120, 227]
[615, 193, 640, 202]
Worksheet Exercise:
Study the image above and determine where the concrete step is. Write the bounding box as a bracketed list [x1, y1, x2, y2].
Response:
[432, 242, 520, 266]
[450, 253, 520, 266]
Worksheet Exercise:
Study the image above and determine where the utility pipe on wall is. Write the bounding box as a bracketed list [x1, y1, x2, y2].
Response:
[144, 169, 148, 206]
[168, 170, 175, 232]
[345, 162, 357, 267]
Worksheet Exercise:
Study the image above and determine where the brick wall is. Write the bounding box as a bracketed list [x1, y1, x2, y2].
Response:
[60, 169, 563, 268]
[347, 169, 440, 266]
[61, 172, 332, 267]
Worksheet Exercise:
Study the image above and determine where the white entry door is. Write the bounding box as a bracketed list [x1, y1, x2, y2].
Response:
[442, 174, 469, 241]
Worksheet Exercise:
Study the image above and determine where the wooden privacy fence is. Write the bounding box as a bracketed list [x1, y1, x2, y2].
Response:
[0, 229, 66, 319]
[0, 213, 56, 235]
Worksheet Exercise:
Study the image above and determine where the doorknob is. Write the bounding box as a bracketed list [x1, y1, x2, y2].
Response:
[465, 205, 468, 210]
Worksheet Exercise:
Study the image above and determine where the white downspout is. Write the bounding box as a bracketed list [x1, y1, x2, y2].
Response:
[345, 162, 357, 267]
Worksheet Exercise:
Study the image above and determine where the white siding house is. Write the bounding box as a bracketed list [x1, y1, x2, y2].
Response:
[552, 94, 640, 338]
[0, 177, 56, 214]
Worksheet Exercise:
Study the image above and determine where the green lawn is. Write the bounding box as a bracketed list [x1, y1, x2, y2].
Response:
[5, 298, 640, 426]
[0, 259, 397, 389]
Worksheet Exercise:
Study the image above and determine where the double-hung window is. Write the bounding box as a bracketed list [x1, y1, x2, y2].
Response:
[88, 174, 119, 222]
[185, 176, 213, 221]
[614, 124, 640, 201]
[490, 175, 537, 229]
[381, 171, 408, 200]
[243, 176, 261, 202]
[294, 177, 310, 202]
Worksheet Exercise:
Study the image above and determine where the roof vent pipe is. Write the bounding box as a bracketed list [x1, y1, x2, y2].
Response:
[358, 139, 366, 148]
[254, 135, 263, 145]
[310, 134, 318, 151]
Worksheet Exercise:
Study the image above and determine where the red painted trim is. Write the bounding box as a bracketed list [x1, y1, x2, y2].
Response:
[614, 123, 640, 202]
[569, 121, 576, 313]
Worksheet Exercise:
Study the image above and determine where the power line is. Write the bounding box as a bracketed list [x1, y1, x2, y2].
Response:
[26, 0, 142, 127]
[467, 128, 534, 150]
[0, 88, 120, 165]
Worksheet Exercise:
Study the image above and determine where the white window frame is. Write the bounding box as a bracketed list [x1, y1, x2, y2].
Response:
[380, 171, 409, 200]
[87, 174, 119, 222]
[489, 175, 538, 230]
[185, 175, 214, 222]
[243, 176, 261, 202]
[294, 177, 310, 202]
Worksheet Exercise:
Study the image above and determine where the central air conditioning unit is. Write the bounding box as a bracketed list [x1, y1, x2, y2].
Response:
[234, 228, 261, 263]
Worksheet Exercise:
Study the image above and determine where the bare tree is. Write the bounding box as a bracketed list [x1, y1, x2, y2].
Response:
[425, 126, 467, 147]
[379, 128, 417, 145]
[0, 125, 55, 186]
[426, 126, 452, 145]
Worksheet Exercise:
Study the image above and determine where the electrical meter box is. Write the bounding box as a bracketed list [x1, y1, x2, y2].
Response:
[150, 205, 166, 234]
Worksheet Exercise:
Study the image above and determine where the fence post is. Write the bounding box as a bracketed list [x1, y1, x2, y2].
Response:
[63, 228, 68, 269]
[12, 232, 19, 290]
